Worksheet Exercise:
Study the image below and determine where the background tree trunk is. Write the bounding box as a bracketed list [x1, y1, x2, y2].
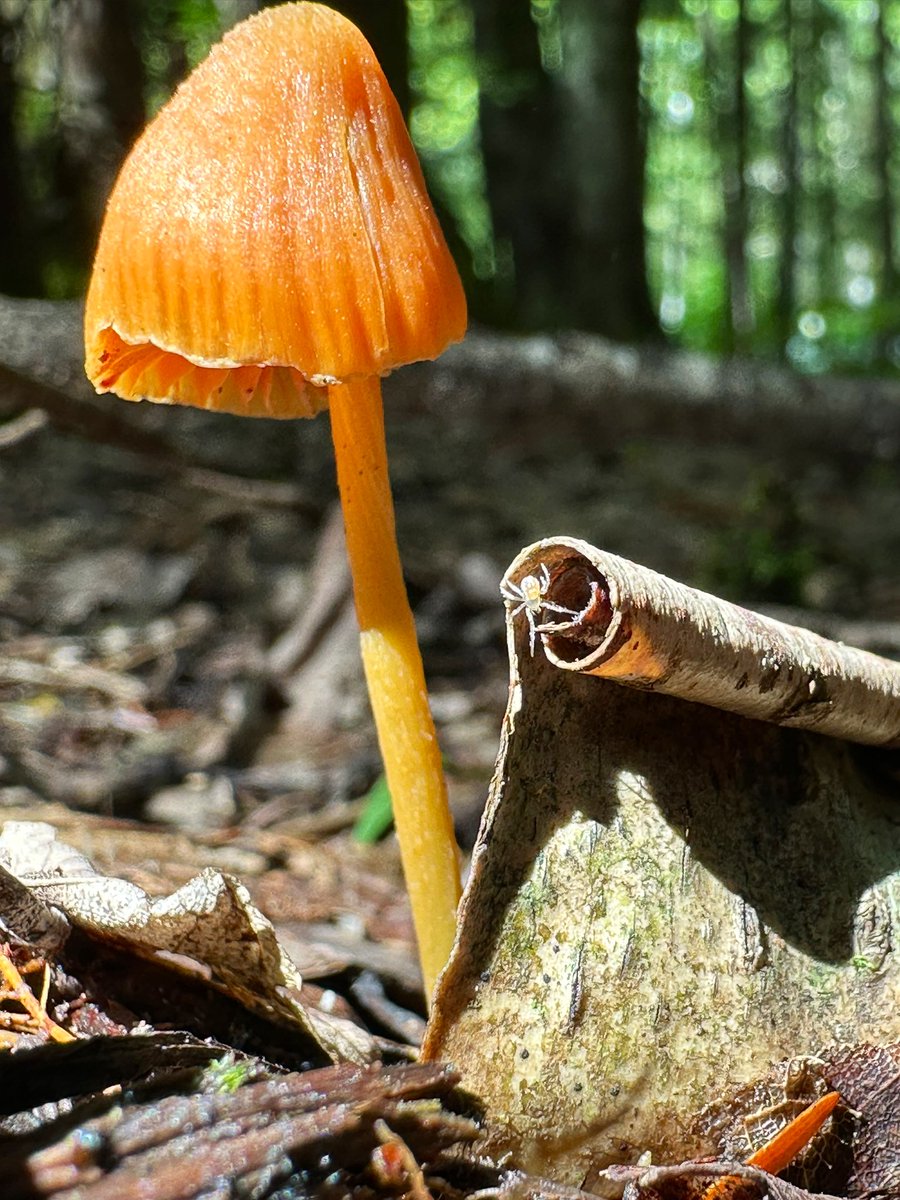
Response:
[471, 0, 559, 328]
[0, 10, 39, 296]
[721, 0, 752, 351]
[811, 1, 837, 306]
[3, 0, 899, 375]
[555, 0, 657, 341]
[776, 0, 800, 351]
[874, 0, 897, 304]
[53, 0, 146, 283]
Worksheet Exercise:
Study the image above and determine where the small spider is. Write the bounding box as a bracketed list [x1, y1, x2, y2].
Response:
[500, 562, 581, 654]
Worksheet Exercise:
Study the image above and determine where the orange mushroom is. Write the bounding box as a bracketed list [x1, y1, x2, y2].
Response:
[84, 2, 464, 1001]
[702, 1090, 841, 1200]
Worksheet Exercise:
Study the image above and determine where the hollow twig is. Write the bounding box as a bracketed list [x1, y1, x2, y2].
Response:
[506, 537, 900, 747]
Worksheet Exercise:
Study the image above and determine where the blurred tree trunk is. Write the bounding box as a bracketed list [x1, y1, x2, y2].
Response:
[0, 10, 39, 295]
[776, 0, 800, 351]
[472, 0, 656, 340]
[471, 0, 559, 328]
[874, 0, 897, 303]
[812, 1, 837, 303]
[53, 0, 146, 285]
[705, 0, 752, 354]
[723, 0, 752, 351]
[555, 0, 657, 341]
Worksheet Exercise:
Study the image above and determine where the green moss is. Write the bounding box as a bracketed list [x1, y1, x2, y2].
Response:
[851, 954, 881, 974]
[202, 1054, 255, 1094]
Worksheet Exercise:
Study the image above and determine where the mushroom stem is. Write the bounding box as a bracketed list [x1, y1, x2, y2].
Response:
[328, 375, 461, 1002]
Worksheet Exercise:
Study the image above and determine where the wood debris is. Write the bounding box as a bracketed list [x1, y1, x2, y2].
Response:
[1, 1060, 478, 1200]
[426, 541, 900, 1181]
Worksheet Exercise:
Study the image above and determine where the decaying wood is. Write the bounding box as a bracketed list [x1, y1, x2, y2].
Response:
[507, 537, 900, 746]
[0, 360, 312, 510]
[424, 543, 900, 1183]
[1, 1059, 477, 1200]
[0, 1033, 227, 1120]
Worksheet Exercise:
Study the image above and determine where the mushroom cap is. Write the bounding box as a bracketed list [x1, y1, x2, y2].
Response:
[84, 2, 466, 418]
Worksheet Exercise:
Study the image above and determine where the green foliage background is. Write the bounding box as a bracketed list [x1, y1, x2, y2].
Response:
[4, 0, 900, 374]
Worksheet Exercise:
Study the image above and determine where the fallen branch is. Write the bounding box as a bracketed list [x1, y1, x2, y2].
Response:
[3, 295, 900, 462]
[0, 360, 314, 511]
[506, 537, 900, 746]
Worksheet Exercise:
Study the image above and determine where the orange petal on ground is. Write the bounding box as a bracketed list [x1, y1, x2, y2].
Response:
[702, 1091, 841, 1200]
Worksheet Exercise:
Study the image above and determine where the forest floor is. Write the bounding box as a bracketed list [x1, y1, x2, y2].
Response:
[2, 306, 900, 997]
[1, 301, 899, 1195]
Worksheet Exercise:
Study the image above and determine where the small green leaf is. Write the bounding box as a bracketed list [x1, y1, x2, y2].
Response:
[353, 774, 394, 843]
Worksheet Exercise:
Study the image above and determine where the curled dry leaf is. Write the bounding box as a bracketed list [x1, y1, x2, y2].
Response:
[424, 540, 900, 1183]
[823, 1042, 900, 1197]
[516, 538, 900, 746]
[0, 821, 377, 1063]
[594, 1160, 845, 1200]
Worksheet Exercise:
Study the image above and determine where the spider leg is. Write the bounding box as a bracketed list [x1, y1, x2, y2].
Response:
[535, 617, 579, 634]
[524, 608, 538, 654]
[500, 581, 525, 603]
[540, 601, 580, 617]
[535, 602, 586, 638]
[506, 602, 538, 654]
[504, 599, 527, 619]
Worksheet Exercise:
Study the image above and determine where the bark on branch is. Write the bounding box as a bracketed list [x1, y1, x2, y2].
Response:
[505, 538, 900, 746]
[425, 543, 900, 1181]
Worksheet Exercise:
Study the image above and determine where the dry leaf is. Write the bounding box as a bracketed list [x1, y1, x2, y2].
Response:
[0, 821, 377, 1063]
[824, 1042, 900, 1196]
[594, 1160, 844, 1200]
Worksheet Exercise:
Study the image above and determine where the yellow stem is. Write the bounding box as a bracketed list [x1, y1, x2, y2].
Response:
[328, 376, 461, 1003]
